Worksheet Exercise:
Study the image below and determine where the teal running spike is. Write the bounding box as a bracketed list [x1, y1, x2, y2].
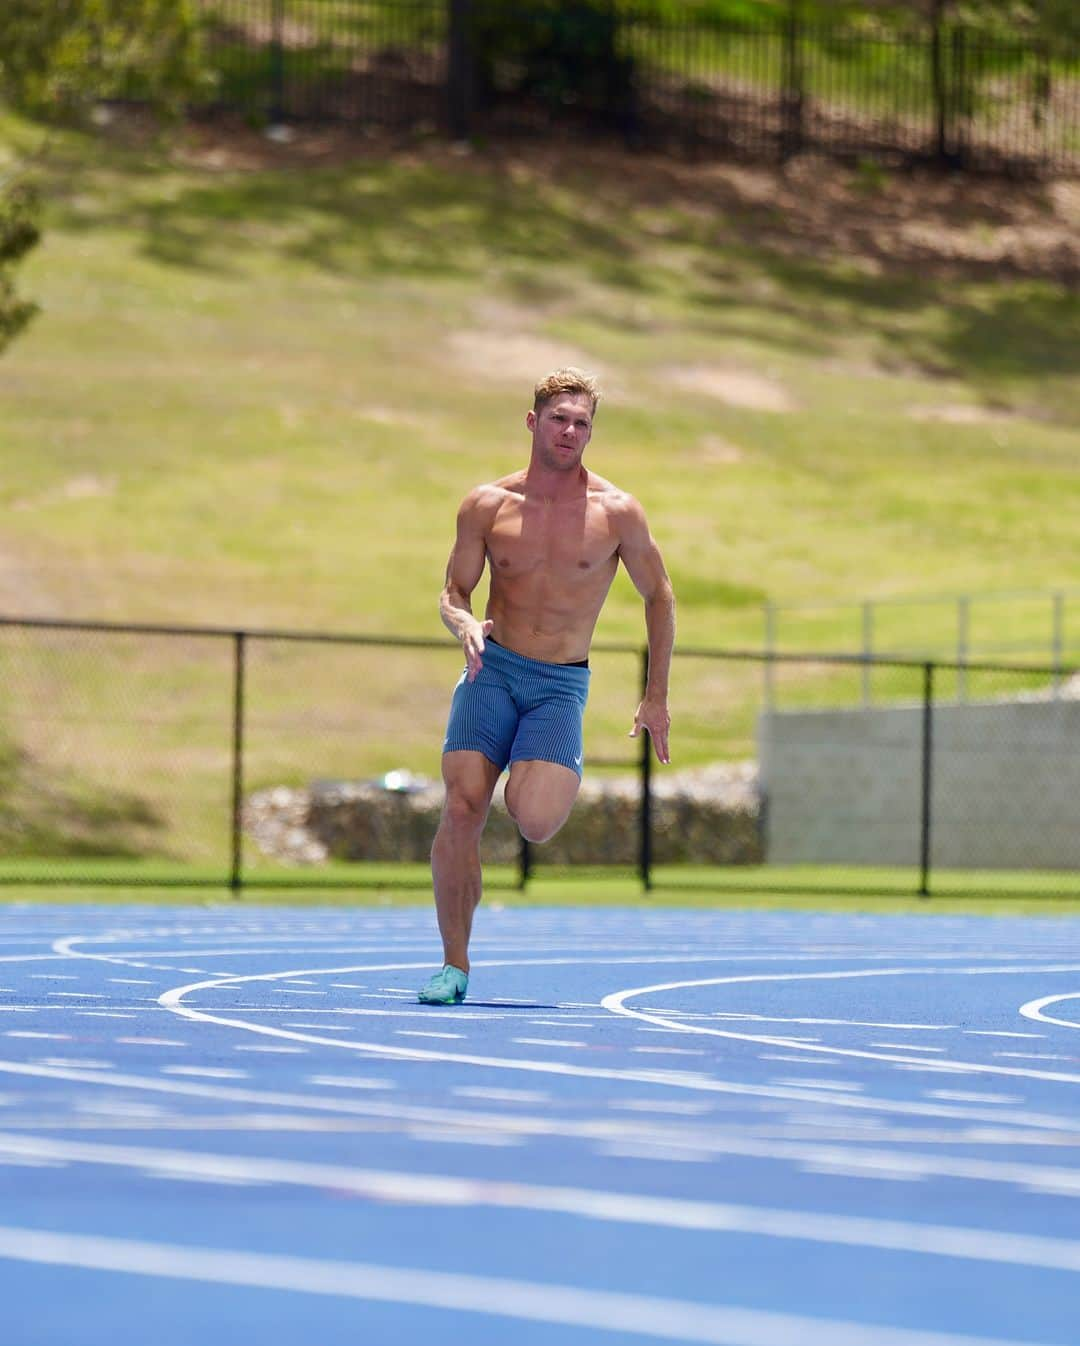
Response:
[417, 964, 469, 1005]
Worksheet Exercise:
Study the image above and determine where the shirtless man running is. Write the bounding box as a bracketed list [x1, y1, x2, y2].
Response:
[418, 367, 675, 1005]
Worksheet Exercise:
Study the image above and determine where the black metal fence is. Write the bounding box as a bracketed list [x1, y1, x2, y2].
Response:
[189, 1, 1080, 174]
[3, 615, 1080, 899]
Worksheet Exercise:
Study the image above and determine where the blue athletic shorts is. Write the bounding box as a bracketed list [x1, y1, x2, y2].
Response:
[442, 638, 591, 777]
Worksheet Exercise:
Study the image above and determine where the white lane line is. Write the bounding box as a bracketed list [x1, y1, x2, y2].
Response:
[233, 1046, 307, 1055]
[995, 1053, 1073, 1062]
[151, 965, 1080, 1132]
[49, 993, 106, 1000]
[0, 956, 78, 964]
[1020, 992, 1080, 1031]
[0, 1226, 1055, 1346]
[2, 1058, 1079, 1195]
[871, 1044, 948, 1053]
[513, 1039, 589, 1049]
[307, 1076, 394, 1090]
[395, 1032, 465, 1041]
[3, 1133, 1080, 1276]
[38, 1059, 114, 1071]
[114, 1038, 188, 1047]
[601, 967, 1080, 1087]
[632, 1048, 706, 1056]
[759, 1055, 841, 1066]
[927, 1093, 1022, 1106]
[715, 1016, 953, 1031]
[161, 1067, 248, 1080]
[771, 1080, 863, 1093]
[966, 1032, 1043, 1039]
[611, 1101, 716, 1116]
[4, 1032, 70, 1040]
[452, 1087, 551, 1104]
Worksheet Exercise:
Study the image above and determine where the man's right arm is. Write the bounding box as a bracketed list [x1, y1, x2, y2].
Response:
[440, 487, 496, 681]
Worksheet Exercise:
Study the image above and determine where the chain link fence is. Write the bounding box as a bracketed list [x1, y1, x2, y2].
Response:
[184, 1, 1080, 174]
[2, 616, 1079, 898]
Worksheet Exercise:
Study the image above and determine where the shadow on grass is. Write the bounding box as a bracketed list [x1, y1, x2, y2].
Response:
[36, 127, 1079, 403]
[0, 737, 170, 861]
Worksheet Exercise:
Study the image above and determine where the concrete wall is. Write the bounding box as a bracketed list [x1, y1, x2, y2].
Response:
[759, 698, 1080, 870]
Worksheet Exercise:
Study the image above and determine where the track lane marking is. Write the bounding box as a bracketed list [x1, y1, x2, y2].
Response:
[1020, 993, 1080, 1030]
[1, 1060, 1078, 1192]
[601, 967, 1080, 1086]
[0, 1225, 1068, 1346]
[0, 1131, 1079, 1270]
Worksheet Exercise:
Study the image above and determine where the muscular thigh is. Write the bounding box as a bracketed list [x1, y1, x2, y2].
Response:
[504, 758, 581, 834]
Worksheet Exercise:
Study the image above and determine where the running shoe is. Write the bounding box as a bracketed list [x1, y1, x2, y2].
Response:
[417, 964, 469, 1005]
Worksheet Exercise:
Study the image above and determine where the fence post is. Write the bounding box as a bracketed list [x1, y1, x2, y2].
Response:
[518, 835, 532, 890]
[763, 601, 777, 709]
[1052, 590, 1064, 699]
[950, 24, 968, 169]
[956, 594, 969, 702]
[861, 600, 874, 706]
[269, 0, 286, 124]
[447, 0, 475, 140]
[639, 646, 653, 892]
[780, 0, 805, 163]
[230, 631, 247, 897]
[919, 661, 934, 899]
[930, 0, 948, 164]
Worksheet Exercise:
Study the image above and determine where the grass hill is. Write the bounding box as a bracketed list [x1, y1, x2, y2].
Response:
[2, 115, 1078, 643]
[0, 113, 1077, 865]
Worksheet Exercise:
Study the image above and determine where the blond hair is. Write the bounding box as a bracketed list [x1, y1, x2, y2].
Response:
[533, 367, 601, 415]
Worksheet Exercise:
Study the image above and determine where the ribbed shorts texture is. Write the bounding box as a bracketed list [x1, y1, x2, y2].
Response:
[442, 638, 591, 776]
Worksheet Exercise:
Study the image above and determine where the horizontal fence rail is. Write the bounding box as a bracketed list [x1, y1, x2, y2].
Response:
[177, 2, 1080, 174]
[763, 586, 1080, 706]
[2, 615, 1080, 900]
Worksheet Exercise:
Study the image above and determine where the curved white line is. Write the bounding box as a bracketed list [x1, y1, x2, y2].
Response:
[1019, 992, 1080, 1030]
[145, 960, 1080, 1131]
[601, 966, 1080, 1086]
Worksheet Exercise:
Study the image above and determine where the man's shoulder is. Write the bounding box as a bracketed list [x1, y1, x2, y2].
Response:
[460, 474, 525, 513]
[587, 472, 640, 517]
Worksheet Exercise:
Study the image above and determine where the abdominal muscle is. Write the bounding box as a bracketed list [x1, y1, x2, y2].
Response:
[486, 561, 618, 664]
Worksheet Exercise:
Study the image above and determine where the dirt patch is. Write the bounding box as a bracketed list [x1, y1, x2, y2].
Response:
[159, 119, 1080, 284]
[907, 404, 1016, 425]
[697, 435, 746, 465]
[448, 330, 606, 384]
[666, 366, 797, 413]
[12, 474, 115, 512]
[0, 543, 61, 616]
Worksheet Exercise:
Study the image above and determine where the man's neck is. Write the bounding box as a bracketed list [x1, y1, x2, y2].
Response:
[523, 461, 587, 502]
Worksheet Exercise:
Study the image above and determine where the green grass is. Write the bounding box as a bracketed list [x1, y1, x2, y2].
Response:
[0, 113, 1078, 875]
[3, 861, 1080, 914]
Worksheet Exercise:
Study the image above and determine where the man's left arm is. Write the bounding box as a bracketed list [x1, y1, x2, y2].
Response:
[616, 497, 676, 765]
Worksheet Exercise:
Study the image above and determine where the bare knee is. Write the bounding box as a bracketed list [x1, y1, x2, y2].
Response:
[441, 787, 491, 838]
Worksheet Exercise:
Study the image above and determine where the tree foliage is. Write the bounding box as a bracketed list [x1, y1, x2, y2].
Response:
[0, 0, 205, 117]
[0, 1, 208, 359]
[0, 179, 40, 357]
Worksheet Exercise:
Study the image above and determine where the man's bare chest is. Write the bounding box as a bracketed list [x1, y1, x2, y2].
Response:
[485, 499, 619, 580]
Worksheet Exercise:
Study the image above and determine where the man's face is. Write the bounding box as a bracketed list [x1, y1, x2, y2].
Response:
[526, 393, 594, 471]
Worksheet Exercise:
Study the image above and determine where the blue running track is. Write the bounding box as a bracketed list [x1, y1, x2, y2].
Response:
[0, 904, 1078, 1346]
